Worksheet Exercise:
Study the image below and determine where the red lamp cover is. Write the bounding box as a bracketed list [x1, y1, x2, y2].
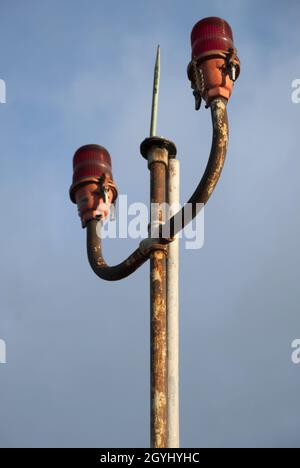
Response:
[70, 144, 113, 202]
[191, 17, 234, 59]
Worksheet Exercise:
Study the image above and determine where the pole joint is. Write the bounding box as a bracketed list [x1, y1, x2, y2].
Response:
[139, 237, 173, 257]
[140, 136, 177, 166]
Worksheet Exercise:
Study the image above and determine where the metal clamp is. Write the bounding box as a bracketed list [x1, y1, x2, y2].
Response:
[139, 237, 173, 257]
[224, 47, 240, 82]
[190, 59, 204, 110]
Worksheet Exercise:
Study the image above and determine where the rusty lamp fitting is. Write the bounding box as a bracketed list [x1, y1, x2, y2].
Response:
[187, 17, 240, 109]
[69, 144, 118, 227]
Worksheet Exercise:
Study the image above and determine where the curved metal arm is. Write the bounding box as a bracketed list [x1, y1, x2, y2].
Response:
[87, 219, 148, 281]
[164, 97, 228, 238]
[86, 96, 229, 281]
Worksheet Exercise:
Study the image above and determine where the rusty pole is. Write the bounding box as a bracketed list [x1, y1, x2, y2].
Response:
[140, 137, 176, 448]
[147, 46, 168, 447]
[144, 46, 179, 447]
[149, 150, 168, 448]
[144, 47, 168, 447]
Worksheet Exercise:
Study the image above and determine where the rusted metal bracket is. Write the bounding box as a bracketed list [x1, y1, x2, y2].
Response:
[86, 98, 228, 281]
[163, 97, 229, 238]
[139, 237, 173, 257]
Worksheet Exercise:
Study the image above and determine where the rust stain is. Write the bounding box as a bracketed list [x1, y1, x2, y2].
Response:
[151, 249, 167, 448]
[149, 151, 168, 448]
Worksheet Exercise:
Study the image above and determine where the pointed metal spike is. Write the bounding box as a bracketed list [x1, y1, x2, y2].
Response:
[150, 45, 160, 137]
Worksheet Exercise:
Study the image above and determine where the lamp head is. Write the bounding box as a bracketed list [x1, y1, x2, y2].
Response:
[70, 144, 117, 227]
[188, 17, 240, 107]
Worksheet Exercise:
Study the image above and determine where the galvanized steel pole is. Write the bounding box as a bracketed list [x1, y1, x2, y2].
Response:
[167, 158, 180, 448]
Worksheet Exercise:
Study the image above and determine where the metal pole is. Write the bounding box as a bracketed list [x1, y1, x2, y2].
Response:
[167, 158, 180, 448]
[149, 148, 168, 448]
[141, 135, 177, 449]
[148, 45, 169, 448]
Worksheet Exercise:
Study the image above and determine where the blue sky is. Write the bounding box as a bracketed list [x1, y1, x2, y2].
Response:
[0, 0, 300, 447]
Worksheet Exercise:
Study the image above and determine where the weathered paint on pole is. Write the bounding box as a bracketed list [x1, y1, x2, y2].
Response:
[167, 158, 180, 448]
[149, 49, 168, 447]
[150, 45, 160, 137]
[149, 147, 168, 448]
[141, 135, 177, 449]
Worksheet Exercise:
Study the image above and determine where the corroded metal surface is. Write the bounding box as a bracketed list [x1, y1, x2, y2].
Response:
[165, 97, 228, 238]
[87, 220, 148, 281]
[149, 155, 168, 448]
[86, 98, 228, 281]
[150, 249, 167, 448]
[140, 136, 177, 161]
